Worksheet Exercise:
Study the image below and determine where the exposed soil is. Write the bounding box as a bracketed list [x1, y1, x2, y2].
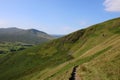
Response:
[69, 65, 78, 80]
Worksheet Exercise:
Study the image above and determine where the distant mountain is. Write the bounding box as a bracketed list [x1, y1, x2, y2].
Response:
[0, 27, 53, 44]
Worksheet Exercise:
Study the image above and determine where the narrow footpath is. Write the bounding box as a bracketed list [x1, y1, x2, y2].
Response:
[69, 66, 78, 80]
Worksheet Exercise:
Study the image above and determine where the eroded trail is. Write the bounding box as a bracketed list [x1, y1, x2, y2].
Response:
[69, 66, 78, 80]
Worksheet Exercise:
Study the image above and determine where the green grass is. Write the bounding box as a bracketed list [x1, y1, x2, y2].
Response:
[44, 46, 111, 80]
[0, 17, 120, 80]
[0, 42, 33, 54]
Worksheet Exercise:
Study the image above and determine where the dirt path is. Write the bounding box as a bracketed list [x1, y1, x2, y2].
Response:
[69, 65, 81, 80]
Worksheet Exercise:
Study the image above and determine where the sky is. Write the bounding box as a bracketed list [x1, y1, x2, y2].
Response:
[0, 0, 120, 34]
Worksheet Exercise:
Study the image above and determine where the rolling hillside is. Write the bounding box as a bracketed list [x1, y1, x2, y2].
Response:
[0, 17, 120, 80]
[0, 27, 53, 44]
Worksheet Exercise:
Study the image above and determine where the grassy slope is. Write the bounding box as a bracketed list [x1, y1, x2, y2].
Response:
[0, 17, 120, 80]
[77, 34, 120, 80]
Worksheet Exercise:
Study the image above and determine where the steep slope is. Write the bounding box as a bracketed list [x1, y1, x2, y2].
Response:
[76, 36, 120, 80]
[0, 27, 53, 44]
[0, 17, 120, 80]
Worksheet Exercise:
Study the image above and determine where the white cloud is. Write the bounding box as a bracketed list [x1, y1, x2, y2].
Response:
[104, 0, 120, 12]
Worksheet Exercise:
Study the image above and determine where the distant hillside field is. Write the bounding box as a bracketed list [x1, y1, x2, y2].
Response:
[0, 28, 54, 44]
[0, 18, 120, 80]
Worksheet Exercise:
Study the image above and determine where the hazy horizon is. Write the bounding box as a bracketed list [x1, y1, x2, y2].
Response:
[0, 0, 120, 34]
